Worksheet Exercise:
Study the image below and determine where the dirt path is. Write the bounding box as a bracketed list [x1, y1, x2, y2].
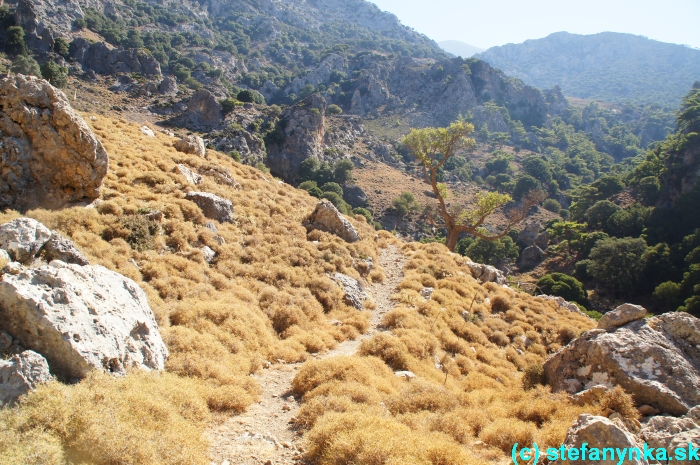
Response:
[207, 244, 407, 465]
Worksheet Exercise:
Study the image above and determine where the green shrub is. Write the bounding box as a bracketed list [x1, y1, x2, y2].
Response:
[457, 236, 519, 265]
[536, 273, 588, 305]
[321, 192, 351, 214]
[352, 207, 373, 223]
[559, 209, 570, 220]
[392, 192, 418, 216]
[6, 26, 26, 55]
[219, 98, 237, 115]
[588, 237, 648, 295]
[320, 182, 343, 197]
[653, 281, 682, 312]
[40, 61, 68, 88]
[53, 37, 70, 57]
[333, 159, 354, 184]
[10, 55, 40, 77]
[228, 150, 241, 162]
[308, 187, 324, 198]
[255, 162, 270, 173]
[299, 181, 318, 192]
[543, 198, 561, 213]
[327, 104, 343, 115]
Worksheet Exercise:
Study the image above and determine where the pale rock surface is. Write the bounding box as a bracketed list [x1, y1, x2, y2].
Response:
[598, 303, 647, 330]
[554, 414, 644, 465]
[0, 350, 52, 406]
[569, 385, 609, 406]
[332, 273, 368, 310]
[463, 260, 506, 284]
[0, 75, 109, 210]
[640, 406, 700, 461]
[176, 164, 203, 185]
[544, 312, 700, 415]
[140, 126, 155, 137]
[201, 246, 216, 263]
[185, 192, 235, 223]
[0, 261, 168, 379]
[41, 232, 90, 266]
[519, 245, 545, 268]
[0, 218, 52, 264]
[158, 75, 178, 96]
[183, 90, 223, 129]
[304, 200, 360, 243]
[174, 135, 207, 157]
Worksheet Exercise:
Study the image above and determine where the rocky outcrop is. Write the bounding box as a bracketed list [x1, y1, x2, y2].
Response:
[158, 76, 178, 96]
[332, 273, 368, 310]
[343, 184, 368, 208]
[463, 261, 506, 284]
[598, 303, 647, 330]
[304, 200, 360, 243]
[176, 164, 203, 185]
[518, 245, 544, 269]
[544, 311, 700, 415]
[267, 94, 326, 183]
[0, 350, 52, 406]
[640, 407, 700, 463]
[41, 232, 90, 266]
[517, 222, 548, 248]
[69, 39, 161, 77]
[174, 135, 207, 157]
[182, 90, 223, 129]
[185, 192, 235, 223]
[0, 218, 52, 264]
[0, 260, 168, 379]
[0, 75, 109, 211]
[554, 415, 643, 465]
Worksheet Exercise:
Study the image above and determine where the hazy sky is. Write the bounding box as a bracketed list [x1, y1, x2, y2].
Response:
[369, 0, 700, 50]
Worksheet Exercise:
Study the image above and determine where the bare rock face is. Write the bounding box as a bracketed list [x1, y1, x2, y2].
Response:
[41, 232, 90, 266]
[0, 75, 109, 211]
[69, 39, 161, 77]
[598, 303, 647, 330]
[176, 164, 203, 185]
[174, 135, 207, 157]
[0, 218, 52, 264]
[544, 311, 700, 415]
[266, 94, 326, 183]
[158, 75, 178, 96]
[304, 200, 360, 243]
[554, 414, 643, 465]
[0, 350, 52, 406]
[185, 192, 235, 223]
[640, 406, 700, 462]
[332, 273, 368, 310]
[183, 90, 223, 129]
[518, 245, 545, 269]
[464, 261, 506, 285]
[0, 260, 168, 379]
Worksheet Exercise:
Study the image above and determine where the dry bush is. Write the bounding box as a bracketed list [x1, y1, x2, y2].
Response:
[358, 333, 413, 371]
[490, 294, 512, 313]
[522, 364, 546, 390]
[292, 356, 398, 398]
[600, 386, 640, 421]
[0, 371, 211, 464]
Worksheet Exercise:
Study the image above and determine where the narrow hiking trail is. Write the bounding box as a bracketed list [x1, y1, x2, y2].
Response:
[207, 244, 408, 465]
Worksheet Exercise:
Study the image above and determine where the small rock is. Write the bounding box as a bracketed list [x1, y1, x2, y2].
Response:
[176, 164, 203, 185]
[327, 320, 343, 326]
[185, 192, 234, 223]
[142, 210, 163, 222]
[41, 232, 90, 266]
[282, 404, 291, 411]
[555, 414, 643, 465]
[0, 218, 52, 264]
[174, 135, 206, 157]
[0, 350, 52, 406]
[332, 273, 368, 310]
[569, 385, 609, 406]
[201, 246, 216, 263]
[598, 303, 647, 330]
[140, 126, 155, 137]
[204, 222, 218, 233]
[420, 287, 434, 299]
[0, 332, 12, 351]
[395, 371, 416, 380]
[2, 262, 23, 275]
[638, 404, 659, 416]
[214, 236, 226, 245]
[304, 200, 360, 243]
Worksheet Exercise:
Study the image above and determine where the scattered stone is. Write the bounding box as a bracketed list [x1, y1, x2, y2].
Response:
[183, 89, 223, 129]
[41, 232, 90, 266]
[0, 260, 168, 379]
[569, 385, 609, 406]
[201, 168, 241, 188]
[420, 287, 434, 299]
[598, 303, 647, 330]
[638, 405, 659, 416]
[0, 75, 109, 211]
[343, 184, 368, 208]
[544, 312, 700, 415]
[463, 260, 506, 284]
[205, 222, 218, 233]
[140, 126, 155, 137]
[0, 350, 52, 406]
[640, 407, 700, 462]
[517, 222, 541, 248]
[395, 371, 416, 380]
[214, 236, 226, 245]
[304, 200, 360, 243]
[176, 164, 203, 185]
[0, 218, 52, 264]
[174, 135, 207, 157]
[332, 273, 368, 310]
[554, 415, 643, 465]
[201, 246, 216, 263]
[185, 192, 235, 223]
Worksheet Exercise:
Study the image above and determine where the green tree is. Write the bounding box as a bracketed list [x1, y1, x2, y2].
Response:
[327, 104, 343, 115]
[219, 98, 238, 115]
[237, 89, 256, 103]
[537, 273, 588, 305]
[40, 61, 68, 87]
[653, 281, 682, 312]
[298, 158, 319, 182]
[392, 192, 418, 216]
[333, 159, 354, 184]
[124, 29, 144, 49]
[299, 180, 318, 192]
[543, 198, 561, 213]
[585, 200, 621, 230]
[523, 156, 553, 185]
[459, 236, 519, 265]
[320, 182, 343, 197]
[10, 55, 40, 77]
[53, 37, 70, 57]
[588, 237, 648, 295]
[512, 174, 543, 201]
[6, 26, 26, 55]
[313, 162, 334, 186]
[403, 121, 545, 251]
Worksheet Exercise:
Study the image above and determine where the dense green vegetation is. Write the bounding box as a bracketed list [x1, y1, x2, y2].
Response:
[477, 31, 700, 106]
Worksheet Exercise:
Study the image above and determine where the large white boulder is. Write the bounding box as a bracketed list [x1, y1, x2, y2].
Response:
[304, 200, 360, 243]
[0, 350, 52, 406]
[0, 261, 168, 379]
[0, 218, 52, 264]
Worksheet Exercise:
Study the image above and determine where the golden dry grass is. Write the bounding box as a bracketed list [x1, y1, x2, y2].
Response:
[0, 115, 380, 463]
[293, 241, 600, 464]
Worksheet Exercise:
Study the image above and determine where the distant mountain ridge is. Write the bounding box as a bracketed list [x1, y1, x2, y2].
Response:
[476, 32, 700, 106]
[438, 40, 485, 58]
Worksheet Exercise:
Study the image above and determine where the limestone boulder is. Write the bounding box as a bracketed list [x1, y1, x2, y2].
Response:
[304, 200, 360, 243]
[332, 273, 368, 310]
[182, 90, 222, 129]
[174, 135, 206, 157]
[598, 303, 647, 330]
[41, 232, 90, 266]
[185, 192, 235, 223]
[69, 39, 161, 77]
[518, 245, 544, 269]
[544, 312, 700, 415]
[266, 94, 326, 183]
[158, 75, 178, 96]
[0, 75, 109, 210]
[0, 261, 168, 379]
[0, 350, 52, 406]
[640, 407, 700, 462]
[464, 261, 506, 284]
[554, 414, 643, 465]
[176, 164, 203, 185]
[0, 218, 51, 264]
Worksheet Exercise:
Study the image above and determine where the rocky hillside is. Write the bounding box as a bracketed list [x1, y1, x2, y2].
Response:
[477, 32, 700, 106]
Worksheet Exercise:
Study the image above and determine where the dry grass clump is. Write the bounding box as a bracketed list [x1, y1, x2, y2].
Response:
[0, 371, 211, 465]
[600, 386, 640, 422]
[0, 116, 382, 462]
[295, 241, 598, 464]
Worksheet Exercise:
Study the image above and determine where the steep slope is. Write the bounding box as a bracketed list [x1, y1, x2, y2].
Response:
[439, 40, 485, 58]
[477, 32, 700, 106]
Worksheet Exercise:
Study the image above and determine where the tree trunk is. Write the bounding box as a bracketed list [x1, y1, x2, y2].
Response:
[445, 227, 460, 252]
